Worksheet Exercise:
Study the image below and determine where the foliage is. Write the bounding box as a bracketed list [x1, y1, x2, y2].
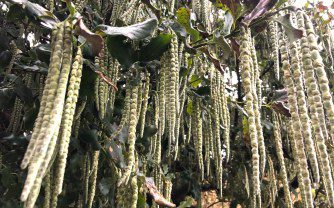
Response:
[0, 0, 334, 207]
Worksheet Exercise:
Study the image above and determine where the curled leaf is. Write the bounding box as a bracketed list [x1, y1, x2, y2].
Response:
[75, 18, 104, 56]
[145, 177, 176, 208]
[273, 13, 303, 42]
[96, 18, 158, 40]
[243, 0, 278, 25]
[198, 47, 224, 74]
[271, 101, 291, 117]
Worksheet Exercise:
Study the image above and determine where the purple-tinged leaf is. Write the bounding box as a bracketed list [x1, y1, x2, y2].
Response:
[243, 0, 278, 25]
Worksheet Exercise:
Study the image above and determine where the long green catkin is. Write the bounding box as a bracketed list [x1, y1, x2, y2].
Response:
[20, 24, 63, 170]
[23, 20, 73, 207]
[303, 13, 334, 145]
[249, 35, 266, 177]
[288, 23, 320, 183]
[278, 25, 313, 208]
[194, 98, 204, 180]
[118, 81, 139, 185]
[297, 10, 334, 205]
[239, 26, 260, 200]
[54, 47, 83, 195]
[87, 151, 100, 208]
[21, 22, 66, 202]
[272, 113, 293, 208]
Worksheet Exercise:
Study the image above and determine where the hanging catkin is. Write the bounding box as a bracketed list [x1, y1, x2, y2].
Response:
[249, 35, 266, 176]
[268, 21, 280, 80]
[139, 72, 150, 138]
[166, 30, 179, 157]
[21, 21, 73, 205]
[118, 80, 139, 185]
[296, 10, 334, 205]
[87, 151, 100, 208]
[239, 26, 260, 200]
[272, 112, 293, 208]
[303, 13, 334, 145]
[194, 98, 204, 180]
[54, 47, 83, 195]
[209, 65, 222, 197]
[278, 25, 314, 208]
[287, 24, 320, 183]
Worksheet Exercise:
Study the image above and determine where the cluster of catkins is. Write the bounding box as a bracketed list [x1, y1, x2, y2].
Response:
[250, 9, 334, 207]
[19, 20, 84, 208]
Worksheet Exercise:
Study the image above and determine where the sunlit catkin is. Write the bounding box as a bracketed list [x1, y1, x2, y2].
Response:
[303, 13, 334, 145]
[278, 26, 313, 208]
[272, 113, 293, 208]
[297, 10, 334, 205]
[118, 81, 139, 185]
[239, 26, 260, 199]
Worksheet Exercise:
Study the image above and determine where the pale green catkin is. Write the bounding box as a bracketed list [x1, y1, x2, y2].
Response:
[297, 10, 334, 205]
[24, 21, 73, 207]
[239, 26, 260, 200]
[303, 13, 334, 145]
[278, 25, 313, 208]
[268, 156, 277, 208]
[54, 47, 83, 195]
[136, 78, 143, 120]
[166, 31, 179, 157]
[268, 21, 280, 80]
[20, 25, 63, 170]
[42, 172, 51, 208]
[272, 113, 293, 208]
[118, 81, 139, 185]
[248, 33, 266, 178]
[87, 151, 99, 208]
[195, 98, 204, 180]
[21, 22, 67, 202]
[209, 65, 222, 197]
[287, 25, 320, 183]
[159, 54, 166, 136]
[6, 40, 18, 75]
[139, 73, 150, 138]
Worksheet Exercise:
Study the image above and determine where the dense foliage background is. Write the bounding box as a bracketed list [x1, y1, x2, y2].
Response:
[0, 0, 334, 207]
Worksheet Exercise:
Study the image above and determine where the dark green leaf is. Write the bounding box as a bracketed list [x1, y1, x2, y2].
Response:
[96, 18, 158, 40]
[78, 129, 102, 150]
[139, 34, 173, 62]
[195, 86, 210, 96]
[25, 1, 59, 29]
[106, 36, 135, 67]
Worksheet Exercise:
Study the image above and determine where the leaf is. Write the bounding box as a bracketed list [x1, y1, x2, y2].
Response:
[106, 36, 135, 67]
[145, 177, 176, 208]
[273, 13, 303, 42]
[176, 7, 200, 41]
[271, 101, 291, 117]
[178, 196, 195, 208]
[78, 129, 102, 150]
[189, 74, 201, 88]
[96, 18, 158, 40]
[186, 100, 193, 115]
[142, 125, 158, 139]
[271, 89, 288, 102]
[139, 34, 173, 62]
[198, 47, 224, 74]
[222, 11, 234, 35]
[195, 86, 210, 96]
[98, 177, 112, 196]
[19, 1, 59, 29]
[0, 88, 15, 109]
[75, 18, 104, 56]
[213, 32, 232, 59]
[243, 0, 278, 25]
